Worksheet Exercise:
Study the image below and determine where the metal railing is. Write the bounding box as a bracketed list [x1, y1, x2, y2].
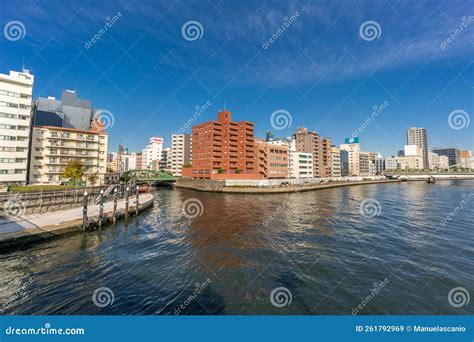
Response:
[0, 182, 138, 216]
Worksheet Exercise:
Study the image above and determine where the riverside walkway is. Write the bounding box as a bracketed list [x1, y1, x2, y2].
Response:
[0, 193, 154, 249]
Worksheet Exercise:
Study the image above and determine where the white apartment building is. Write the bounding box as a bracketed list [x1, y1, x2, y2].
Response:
[290, 151, 314, 178]
[142, 137, 163, 169]
[0, 70, 34, 186]
[330, 146, 341, 177]
[439, 155, 449, 169]
[171, 134, 191, 176]
[29, 126, 108, 184]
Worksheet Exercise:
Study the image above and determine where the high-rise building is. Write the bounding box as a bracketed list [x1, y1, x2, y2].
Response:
[294, 127, 332, 177]
[182, 110, 259, 179]
[407, 127, 429, 169]
[142, 137, 163, 169]
[171, 133, 191, 176]
[432, 147, 460, 167]
[0, 70, 34, 186]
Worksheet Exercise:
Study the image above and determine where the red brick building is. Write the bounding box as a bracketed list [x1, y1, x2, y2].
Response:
[182, 110, 261, 179]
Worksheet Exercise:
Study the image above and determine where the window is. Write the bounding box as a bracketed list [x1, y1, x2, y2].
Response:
[0, 135, 15, 141]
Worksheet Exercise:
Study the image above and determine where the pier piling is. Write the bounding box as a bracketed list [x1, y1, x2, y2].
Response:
[113, 187, 118, 224]
[99, 189, 104, 229]
[135, 186, 139, 216]
[125, 186, 129, 219]
[82, 191, 88, 232]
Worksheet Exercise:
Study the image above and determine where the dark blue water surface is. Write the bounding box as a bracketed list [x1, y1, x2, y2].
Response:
[0, 180, 473, 315]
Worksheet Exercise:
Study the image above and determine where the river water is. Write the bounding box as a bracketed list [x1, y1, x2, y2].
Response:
[0, 180, 472, 315]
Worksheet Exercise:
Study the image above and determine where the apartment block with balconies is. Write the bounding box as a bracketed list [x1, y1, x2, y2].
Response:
[183, 110, 260, 179]
[29, 126, 108, 184]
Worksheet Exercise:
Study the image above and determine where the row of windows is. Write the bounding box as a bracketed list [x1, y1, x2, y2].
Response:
[0, 89, 31, 99]
[0, 112, 29, 120]
[0, 158, 26, 163]
[0, 169, 26, 174]
[0, 101, 31, 109]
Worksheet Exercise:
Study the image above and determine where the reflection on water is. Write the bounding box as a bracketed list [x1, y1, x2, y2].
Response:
[0, 180, 473, 315]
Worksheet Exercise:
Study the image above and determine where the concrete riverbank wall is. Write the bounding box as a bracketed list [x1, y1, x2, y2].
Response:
[175, 175, 474, 194]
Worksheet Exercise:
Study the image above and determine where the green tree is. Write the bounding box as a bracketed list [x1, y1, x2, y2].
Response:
[62, 160, 86, 184]
[87, 172, 99, 186]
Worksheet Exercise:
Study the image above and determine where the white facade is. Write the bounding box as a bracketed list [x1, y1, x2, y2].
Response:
[171, 134, 191, 176]
[142, 136, 163, 169]
[404, 144, 421, 157]
[0, 70, 34, 185]
[290, 151, 314, 178]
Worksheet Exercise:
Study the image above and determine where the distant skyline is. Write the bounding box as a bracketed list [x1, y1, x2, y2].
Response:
[0, 0, 472, 157]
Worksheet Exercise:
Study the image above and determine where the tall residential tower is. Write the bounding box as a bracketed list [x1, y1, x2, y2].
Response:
[407, 127, 429, 169]
[0, 70, 34, 186]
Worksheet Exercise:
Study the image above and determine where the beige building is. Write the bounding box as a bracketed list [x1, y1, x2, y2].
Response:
[340, 142, 360, 176]
[331, 146, 341, 177]
[29, 126, 108, 184]
[359, 151, 372, 176]
[397, 155, 423, 170]
[0, 70, 34, 186]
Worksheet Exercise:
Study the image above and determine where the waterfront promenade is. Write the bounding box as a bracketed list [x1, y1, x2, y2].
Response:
[0, 193, 154, 249]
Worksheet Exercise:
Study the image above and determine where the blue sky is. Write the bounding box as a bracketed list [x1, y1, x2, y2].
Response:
[0, 0, 473, 157]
